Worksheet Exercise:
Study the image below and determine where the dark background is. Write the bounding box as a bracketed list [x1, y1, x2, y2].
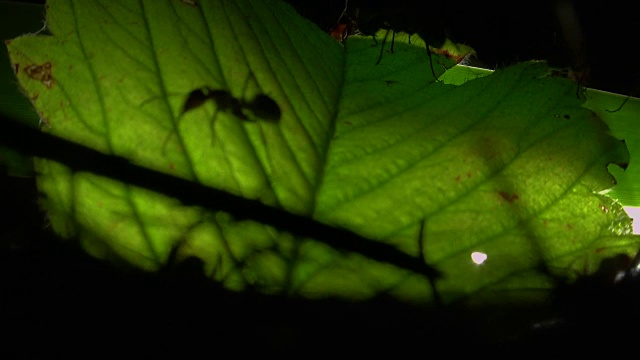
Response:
[285, 0, 640, 96]
[2, 0, 639, 356]
[11, 0, 640, 94]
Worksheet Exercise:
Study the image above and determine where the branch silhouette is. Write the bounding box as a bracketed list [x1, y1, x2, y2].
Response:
[0, 117, 442, 281]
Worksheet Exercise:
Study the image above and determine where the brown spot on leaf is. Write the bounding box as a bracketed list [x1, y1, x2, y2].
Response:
[456, 173, 473, 183]
[498, 191, 519, 203]
[13, 63, 19, 74]
[24, 62, 54, 88]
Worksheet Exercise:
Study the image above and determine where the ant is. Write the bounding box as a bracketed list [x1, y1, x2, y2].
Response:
[141, 74, 281, 152]
[332, 0, 448, 81]
[329, 0, 357, 42]
[180, 70, 281, 121]
[181, 87, 281, 122]
[175, 86, 280, 147]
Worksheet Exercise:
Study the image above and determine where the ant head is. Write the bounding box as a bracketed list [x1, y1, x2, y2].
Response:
[181, 88, 214, 114]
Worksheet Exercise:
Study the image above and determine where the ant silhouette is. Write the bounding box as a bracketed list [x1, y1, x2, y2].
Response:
[335, 0, 448, 81]
[141, 74, 281, 152]
[177, 84, 280, 147]
[181, 87, 281, 121]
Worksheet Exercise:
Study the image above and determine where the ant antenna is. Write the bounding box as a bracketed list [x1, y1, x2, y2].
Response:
[375, 29, 392, 65]
[337, 0, 348, 24]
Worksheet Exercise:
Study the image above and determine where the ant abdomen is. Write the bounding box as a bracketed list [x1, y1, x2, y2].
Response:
[245, 94, 281, 122]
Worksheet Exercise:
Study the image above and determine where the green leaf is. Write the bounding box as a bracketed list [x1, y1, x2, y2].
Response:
[442, 64, 640, 210]
[583, 91, 640, 207]
[0, 1, 44, 176]
[5, 0, 639, 307]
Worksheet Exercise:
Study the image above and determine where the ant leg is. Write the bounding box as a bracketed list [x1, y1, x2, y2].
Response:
[390, 30, 396, 53]
[375, 29, 391, 65]
[164, 87, 222, 152]
[138, 93, 188, 155]
[161, 117, 183, 155]
[235, 71, 262, 120]
[426, 46, 442, 83]
[606, 96, 631, 113]
[370, 35, 378, 47]
[607, 84, 639, 112]
[207, 107, 222, 146]
[162, 107, 218, 154]
[239, 71, 255, 105]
